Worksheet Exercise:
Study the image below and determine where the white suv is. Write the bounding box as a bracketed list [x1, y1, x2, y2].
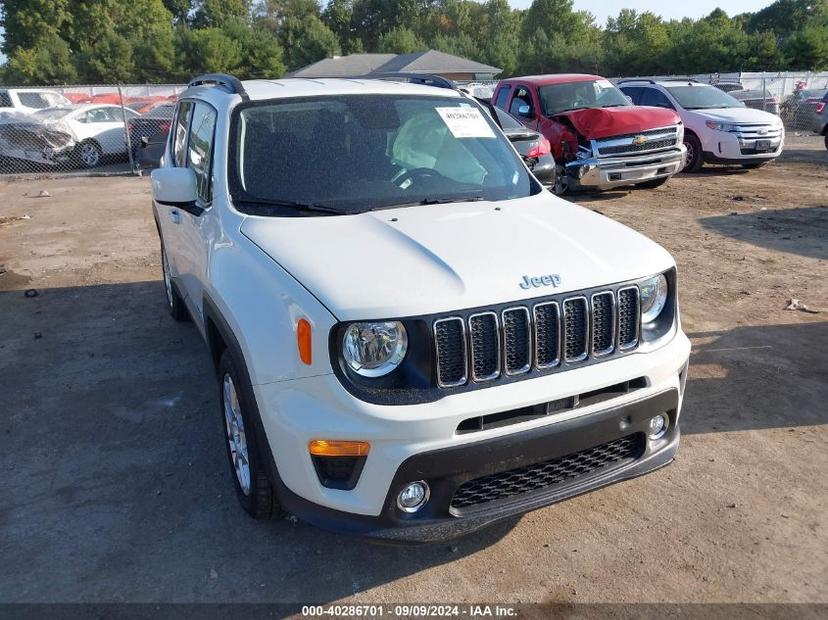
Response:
[152, 73, 691, 542]
[0, 88, 71, 113]
[618, 79, 784, 171]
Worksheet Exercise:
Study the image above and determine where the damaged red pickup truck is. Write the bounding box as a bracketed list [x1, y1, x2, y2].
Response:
[493, 74, 687, 194]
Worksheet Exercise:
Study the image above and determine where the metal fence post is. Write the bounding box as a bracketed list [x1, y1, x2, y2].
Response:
[118, 84, 137, 173]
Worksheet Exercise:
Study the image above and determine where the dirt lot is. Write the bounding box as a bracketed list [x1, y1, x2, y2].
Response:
[1, 136, 826, 612]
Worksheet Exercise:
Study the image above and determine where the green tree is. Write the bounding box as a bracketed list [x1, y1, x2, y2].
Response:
[77, 31, 136, 82]
[323, 0, 361, 53]
[377, 26, 425, 54]
[162, 0, 192, 23]
[785, 24, 828, 68]
[176, 27, 243, 74]
[192, 0, 250, 27]
[518, 0, 603, 74]
[0, 0, 71, 54]
[282, 15, 340, 70]
[5, 31, 77, 84]
[749, 0, 828, 36]
[605, 10, 670, 76]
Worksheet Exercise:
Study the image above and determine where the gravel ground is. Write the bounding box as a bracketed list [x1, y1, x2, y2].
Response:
[0, 136, 825, 613]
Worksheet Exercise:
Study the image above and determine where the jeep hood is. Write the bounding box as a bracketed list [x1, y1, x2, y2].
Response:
[240, 193, 675, 321]
[555, 106, 680, 139]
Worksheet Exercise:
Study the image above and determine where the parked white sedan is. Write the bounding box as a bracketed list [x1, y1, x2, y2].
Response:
[32, 104, 140, 167]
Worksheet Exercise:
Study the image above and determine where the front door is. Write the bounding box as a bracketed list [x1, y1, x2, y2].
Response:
[174, 100, 218, 322]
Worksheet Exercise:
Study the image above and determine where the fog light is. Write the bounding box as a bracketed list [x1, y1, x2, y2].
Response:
[397, 481, 430, 513]
[648, 414, 669, 439]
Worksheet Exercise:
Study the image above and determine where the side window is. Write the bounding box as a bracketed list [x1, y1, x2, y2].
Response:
[172, 101, 193, 168]
[18, 92, 49, 108]
[509, 87, 534, 117]
[86, 108, 111, 123]
[494, 86, 511, 111]
[187, 102, 217, 203]
[0, 91, 14, 107]
[620, 86, 642, 105]
[640, 88, 674, 109]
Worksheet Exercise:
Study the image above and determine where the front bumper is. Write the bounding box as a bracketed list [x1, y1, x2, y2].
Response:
[277, 389, 681, 543]
[254, 328, 690, 541]
[564, 146, 686, 190]
[702, 130, 784, 163]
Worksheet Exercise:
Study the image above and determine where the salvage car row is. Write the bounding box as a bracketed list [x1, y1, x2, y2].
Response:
[0, 87, 175, 170]
[2, 76, 827, 178]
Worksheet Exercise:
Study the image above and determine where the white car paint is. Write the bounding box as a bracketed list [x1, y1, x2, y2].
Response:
[0, 88, 71, 113]
[32, 104, 140, 165]
[152, 77, 691, 537]
[619, 80, 784, 164]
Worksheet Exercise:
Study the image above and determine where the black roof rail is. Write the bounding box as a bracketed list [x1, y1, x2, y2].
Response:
[358, 72, 460, 91]
[617, 77, 701, 85]
[188, 73, 249, 101]
[616, 78, 657, 84]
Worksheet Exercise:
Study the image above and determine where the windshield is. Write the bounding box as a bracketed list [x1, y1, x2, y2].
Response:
[666, 85, 744, 110]
[231, 95, 538, 215]
[538, 79, 630, 115]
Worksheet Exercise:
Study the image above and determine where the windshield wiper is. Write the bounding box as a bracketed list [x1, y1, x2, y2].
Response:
[419, 196, 485, 205]
[233, 197, 347, 215]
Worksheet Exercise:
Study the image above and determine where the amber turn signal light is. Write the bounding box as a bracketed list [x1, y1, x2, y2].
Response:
[297, 318, 312, 365]
[308, 440, 370, 457]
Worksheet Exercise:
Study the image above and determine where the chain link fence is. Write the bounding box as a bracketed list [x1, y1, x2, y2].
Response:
[1, 73, 825, 177]
[0, 84, 185, 176]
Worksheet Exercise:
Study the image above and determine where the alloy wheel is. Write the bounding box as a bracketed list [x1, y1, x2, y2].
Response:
[81, 143, 100, 167]
[223, 374, 251, 495]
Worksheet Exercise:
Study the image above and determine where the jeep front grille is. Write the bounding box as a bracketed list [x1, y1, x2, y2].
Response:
[434, 285, 641, 389]
[594, 126, 680, 157]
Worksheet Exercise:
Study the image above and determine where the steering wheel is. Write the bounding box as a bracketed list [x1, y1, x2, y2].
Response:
[393, 167, 443, 189]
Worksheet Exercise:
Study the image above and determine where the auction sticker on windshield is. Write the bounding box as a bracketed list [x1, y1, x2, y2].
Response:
[436, 107, 496, 139]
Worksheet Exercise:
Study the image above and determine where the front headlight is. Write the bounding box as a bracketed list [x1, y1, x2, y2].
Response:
[342, 321, 408, 377]
[705, 121, 736, 132]
[640, 274, 668, 323]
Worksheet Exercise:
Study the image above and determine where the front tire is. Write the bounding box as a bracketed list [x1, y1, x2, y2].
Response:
[218, 350, 281, 520]
[75, 140, 103, 169]
[824, 133, 827, 151]
[551, 165, 568, 195]
[683, 134, 703, 172]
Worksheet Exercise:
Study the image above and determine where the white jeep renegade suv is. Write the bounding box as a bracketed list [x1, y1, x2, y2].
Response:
[152, 73, 691, 542]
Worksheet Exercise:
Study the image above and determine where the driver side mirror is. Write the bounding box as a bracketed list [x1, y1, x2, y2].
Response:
[517, 104, 534, 119]
[151, 167, 201, 214]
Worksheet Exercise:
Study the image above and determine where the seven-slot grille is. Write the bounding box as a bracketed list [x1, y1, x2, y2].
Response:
[434, 286, 640, 388]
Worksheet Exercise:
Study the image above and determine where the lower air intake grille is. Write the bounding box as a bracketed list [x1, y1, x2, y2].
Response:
[450, 434, 645, 510]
